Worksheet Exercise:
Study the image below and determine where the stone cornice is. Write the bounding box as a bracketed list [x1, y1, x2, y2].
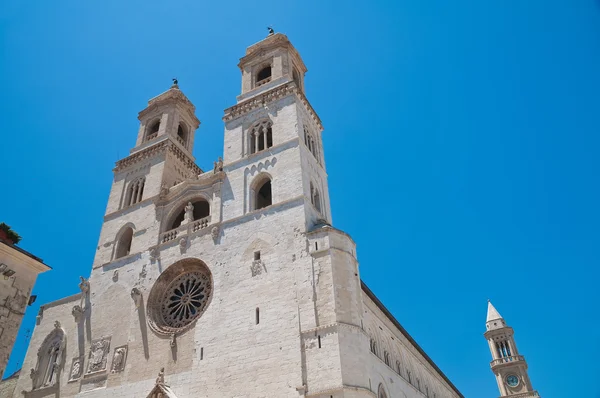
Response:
[113, 138, 202, 175]
[223, 81, 323, 131]
[305, 385, 375, 397]
[239, 33, 307, 73]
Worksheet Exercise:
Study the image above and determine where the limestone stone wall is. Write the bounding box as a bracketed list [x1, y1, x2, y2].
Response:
[0, 258, 38, 378]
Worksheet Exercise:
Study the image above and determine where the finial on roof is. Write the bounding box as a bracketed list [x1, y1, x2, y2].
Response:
[171, 77, 178, 88]
[267, 26, 274, 36]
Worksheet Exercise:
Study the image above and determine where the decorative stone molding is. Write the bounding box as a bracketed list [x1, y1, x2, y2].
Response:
[110, 345, 127, 373]
[149, 247, 159, 260]
[223, 81, 323, 131]
[86, 337, 111, 374]
[79, 277, 90, 296]
[156, 367, 165, 385]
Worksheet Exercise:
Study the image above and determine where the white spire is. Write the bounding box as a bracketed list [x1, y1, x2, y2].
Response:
[486, 300, 503, 323]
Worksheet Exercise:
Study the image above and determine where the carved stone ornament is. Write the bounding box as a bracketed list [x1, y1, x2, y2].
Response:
[251, 259, 264, 277]
[149, 247, 159, 259]
[159, 185, 170, 200]
[30, 368, 36, 380]
[69, 357, 83, 381]
[86, 337, 111, 374]
[131, 288, 142, 308]
[179, 236, 187, 251]
[110, 345, 128, 373]
[79, 276, 90, 295]
[54, 321, 61, 329]
[72, 305, 84, 323]
[169, 333, 176, 348]
[156, 367, 165, 385]
[112, 270, 119, 282]
[211, 226, 219, 241]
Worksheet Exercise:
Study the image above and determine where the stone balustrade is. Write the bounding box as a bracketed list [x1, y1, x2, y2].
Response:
[160, 215, 212, 244]
[192, 216, 210, 232]
[256, 77, 271, 87]
[490, 355, 525, 367]
[146, 132, 158, 141]
[177, 135, 185, 147]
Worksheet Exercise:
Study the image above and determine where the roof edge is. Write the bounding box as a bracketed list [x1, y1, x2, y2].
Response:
[361, 281, 464, 398]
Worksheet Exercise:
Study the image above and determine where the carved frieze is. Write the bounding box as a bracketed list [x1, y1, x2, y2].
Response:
[86, 337, 111, 374]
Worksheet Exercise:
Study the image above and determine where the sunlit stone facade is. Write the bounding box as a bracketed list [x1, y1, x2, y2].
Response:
[9, 33, 463, 398]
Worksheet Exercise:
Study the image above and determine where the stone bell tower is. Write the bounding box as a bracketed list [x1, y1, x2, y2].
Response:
[485, 301, 540, 397]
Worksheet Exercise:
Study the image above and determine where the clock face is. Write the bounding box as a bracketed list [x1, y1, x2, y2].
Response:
[506, 375, 519, 387]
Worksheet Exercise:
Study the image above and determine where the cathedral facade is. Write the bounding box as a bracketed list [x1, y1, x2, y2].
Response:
[11, 33, 464, 398]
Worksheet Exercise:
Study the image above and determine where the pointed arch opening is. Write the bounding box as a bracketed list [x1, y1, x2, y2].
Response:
[115, 226, 134, 259]
[32, 326, 65, 390]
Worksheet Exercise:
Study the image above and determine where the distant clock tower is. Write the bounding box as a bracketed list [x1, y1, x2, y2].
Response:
[485, 301, 540, 397]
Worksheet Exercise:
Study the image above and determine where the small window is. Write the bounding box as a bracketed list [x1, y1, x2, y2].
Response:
[177, 123, 188, 147]
[249, 121, 273, 155]
[310, 182, 322, 213]
[115, 227, 134, 259]
[257, 65, 272, 85]
[293, 68, 301, 88]
[146, 120, 160, 141]
[256, 308, 260, 324]
[124, 177, 145, 208]
[254, 251, 261, 260]
[255, 180, 272, 210]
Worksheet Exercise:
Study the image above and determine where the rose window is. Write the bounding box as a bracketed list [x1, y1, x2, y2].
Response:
[147, 258, 213, 335]
[162, 272, 209, 328]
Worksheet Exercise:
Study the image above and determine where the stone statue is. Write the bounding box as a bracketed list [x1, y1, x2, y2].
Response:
[184, 202, 194, 223]
[29, 368, 36, 380]
[213, 157, 223, 174]
[156, 367, 165, 385]
[159, 185, 169, 199]
[54, 321, 61, 329]
[72, 305, 84, 323]
[131, 288, 142, 308]
[79, 277, 90, 295]
[211, 226, 219, 241]
[70, 359, 81, 379]
[111, 347, 126, 372]
[170, 333, 176, 348]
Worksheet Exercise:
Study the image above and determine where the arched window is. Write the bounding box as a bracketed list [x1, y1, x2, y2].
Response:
[303, 125, 320, 164]
[177, 123, 188, 147]
[255, 179, 272, 210]
[124, 177, 145, 208]
[249, 120, 273, 154]
[370, 338, 378, 356]
[310, 182, 322, 213]
[384, 351, 390, 366]
[293, 68, 301, 88]
[146, 120, 160, 141]
[169, 199, 210, 230]
[256, 65, 272, 86]
[32, 324, 65, 390]
[115, 227, 133, 259]
[377, 384, 388, 398]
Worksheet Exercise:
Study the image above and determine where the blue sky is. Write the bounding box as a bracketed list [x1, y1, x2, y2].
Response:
[1, 0, 599, 396]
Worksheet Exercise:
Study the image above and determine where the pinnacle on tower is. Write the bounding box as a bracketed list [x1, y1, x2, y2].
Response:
[486, 300, 503, 323]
